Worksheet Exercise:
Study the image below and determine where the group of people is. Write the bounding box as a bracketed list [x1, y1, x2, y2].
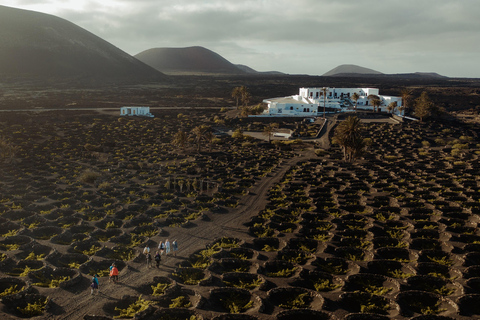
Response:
[90, 240, 180, 294]
[143, 239, 179, 269]
[90, 262, 119, 295]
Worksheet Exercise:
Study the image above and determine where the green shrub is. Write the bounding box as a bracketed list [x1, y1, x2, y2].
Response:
[169, 295, 192, 308]
[25, 252, 45, 260]
[262, 244, 278, 252]
[278, 292, 310, 309]
[313, 278, 342, 291]
[75, 245, 101, 256]
[214, 237, 240, 248]
[108, 247, 135, 261]
[31, 274, 70, 288]
[267, 267, 297, 277]
[151, 283, 170, 296]
[220, 293, 253, 313]
[17, 298, 48, 317]
[0, 284, 24, 297]
[173, 268, 205, 285]
[224, 278, 263, 290]
[114, 296, 153, 319]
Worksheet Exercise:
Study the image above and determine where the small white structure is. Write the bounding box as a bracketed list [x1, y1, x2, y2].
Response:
[259, 87, 402, 117]
[273, 132, 292, 139]
[120, 106, 154, 118]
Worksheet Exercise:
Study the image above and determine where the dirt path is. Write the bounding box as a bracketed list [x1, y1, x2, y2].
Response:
[54, 153, 310, 319]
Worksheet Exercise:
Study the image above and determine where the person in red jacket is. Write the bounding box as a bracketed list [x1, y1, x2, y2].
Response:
[110, 263, 119, 283]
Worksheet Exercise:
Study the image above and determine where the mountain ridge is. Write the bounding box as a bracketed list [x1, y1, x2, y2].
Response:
[135, 46, 245, 75]
[323, 64, 383, 76]
[0, 5, 163, 81]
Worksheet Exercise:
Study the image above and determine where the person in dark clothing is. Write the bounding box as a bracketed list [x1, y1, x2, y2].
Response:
[154, 251, 161, 268]
[91, 274, 99, 295]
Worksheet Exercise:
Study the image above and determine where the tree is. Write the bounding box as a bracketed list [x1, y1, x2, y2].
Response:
[232, 128, 244, 139]
[231, 87, 242, 109]
[368, 94, 381, 112]
[191, 125, 211, 153]
[332, 116, 366, 162]
[387, 101, 397, 114]
[240, 104, 265, 117]
[351, 92, 360, 111]
[172, 130, 188, 150]
[401, 88, 412, 117]
[263, 123, 279, 143]
[414, 91, 434, 121]
[240, 86, 251, 107]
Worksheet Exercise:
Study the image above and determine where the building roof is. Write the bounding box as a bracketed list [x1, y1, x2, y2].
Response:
[263, 95, 314, 105]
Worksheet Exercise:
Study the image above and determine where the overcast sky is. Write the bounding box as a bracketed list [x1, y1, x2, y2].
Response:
[3, 0, 480, 77]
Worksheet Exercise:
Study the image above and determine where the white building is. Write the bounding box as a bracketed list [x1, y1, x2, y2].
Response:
[120, 106, 154, 118]
[260, 87, 402, 117]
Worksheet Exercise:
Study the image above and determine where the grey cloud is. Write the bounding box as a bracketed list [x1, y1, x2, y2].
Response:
[24, 0, 480, 76]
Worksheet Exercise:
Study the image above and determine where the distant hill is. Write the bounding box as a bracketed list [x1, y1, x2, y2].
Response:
[323, 64, 383, 76]
[135, 46, 247, 75]
[0, 5, 163, 81]
[236, 64, 285, 75]
[413, 72, 447, 78]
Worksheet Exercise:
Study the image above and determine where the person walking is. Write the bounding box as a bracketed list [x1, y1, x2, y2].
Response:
[154, 251, 161, 268]
[143, 245, 150, 256]
[172, 240, 178, 257]
[110, 264, 119, 283]
[158, 241, 165, 255]
[91, 274, 99, 295]
[146, 252, 152, 268]
[165, 239, 170, 255]
[109, 263, 115, 282]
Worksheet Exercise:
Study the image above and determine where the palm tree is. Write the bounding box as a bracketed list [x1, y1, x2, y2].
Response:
[332, 116, 366, 162]
[351, 92, 360, 112]
[191, 125, 211, 153]
[401, 88, 412, 118]
[232, 87, 242, 109]
[387, 101, 398, 114]
[172, 130, 188, 150]
[368, 94, 381, 112]
[240, 86, 251, 107]
[321, 87, 328, 118]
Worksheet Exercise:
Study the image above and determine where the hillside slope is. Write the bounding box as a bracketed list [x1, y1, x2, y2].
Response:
[323, 64, 383, 76]
[0, 5, 163, 80]
[135, 46, 246, 75]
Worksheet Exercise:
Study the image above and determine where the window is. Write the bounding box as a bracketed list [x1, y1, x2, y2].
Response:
[290, 106, 293, 110]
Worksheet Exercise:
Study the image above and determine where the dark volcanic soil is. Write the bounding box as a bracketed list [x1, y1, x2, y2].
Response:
[0, 78, 480, 319]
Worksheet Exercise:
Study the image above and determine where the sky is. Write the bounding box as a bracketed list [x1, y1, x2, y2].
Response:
[3, 0, 480, 77]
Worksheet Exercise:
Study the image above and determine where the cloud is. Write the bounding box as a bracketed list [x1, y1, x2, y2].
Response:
[2, 0, 480, 76]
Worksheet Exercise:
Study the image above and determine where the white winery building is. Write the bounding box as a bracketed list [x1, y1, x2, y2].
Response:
[120, 106, 154, 117]
[260, 87, 402, 117]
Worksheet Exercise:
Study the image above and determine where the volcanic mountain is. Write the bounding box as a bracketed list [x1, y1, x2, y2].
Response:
[135, 46, 247, 75]
[0, 5, 163, 81]
[323, 64, 383, 76]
